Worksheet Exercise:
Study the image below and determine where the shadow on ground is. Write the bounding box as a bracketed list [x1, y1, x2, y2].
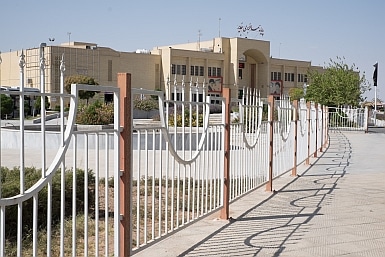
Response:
[178, 131, 352, 257]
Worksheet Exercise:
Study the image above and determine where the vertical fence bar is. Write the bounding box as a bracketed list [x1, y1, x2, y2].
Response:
[118, 73, 132, 257]
[306, 102, 311, 165]
[60, 55, 66, 257]
[364, 106, 369, 133]
[266, 95, 274, 192]
[325, 106, 329, 147]
[220, 88, 231, 220]
[314, 103, 318, 158]
[17, 51, 26, 257]
[318, 105, 325, 153]
[292, 100, 298, 176]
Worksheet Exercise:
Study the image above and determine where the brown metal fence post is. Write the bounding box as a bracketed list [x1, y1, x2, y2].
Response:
[266, 95, 274, 192]
[306, 102, 311, 165]
[292, 100, 298, 177]
[220, 88, 231, 220]
[313, 103, 318, 158]
[118, 73, 132, 257]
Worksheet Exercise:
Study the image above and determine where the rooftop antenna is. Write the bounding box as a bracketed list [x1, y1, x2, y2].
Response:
[67, 32, 71, 45]
[219, 18, 221, 37]
[197, 30, 202, 50]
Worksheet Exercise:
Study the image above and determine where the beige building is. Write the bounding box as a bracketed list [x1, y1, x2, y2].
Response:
[0, 37, 323, 106]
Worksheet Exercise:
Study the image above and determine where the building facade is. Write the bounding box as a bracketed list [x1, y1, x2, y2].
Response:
[0, 37, 323, 106]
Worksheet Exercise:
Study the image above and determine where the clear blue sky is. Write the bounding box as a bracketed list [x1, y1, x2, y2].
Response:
[1, 0, 384, 102]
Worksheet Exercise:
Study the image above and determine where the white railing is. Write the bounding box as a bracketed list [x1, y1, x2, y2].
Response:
[0, 53, 121, 256]
[274, 97, 295, 177]
[131, 78, 225, 252]
[229, 88, 269, 200]
[130, 85, 329, 253]
[328, 106, 368, 131]
[1, 53, 330, 256]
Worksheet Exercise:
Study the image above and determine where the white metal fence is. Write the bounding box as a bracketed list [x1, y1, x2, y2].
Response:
[130, 79, 328, 254]
[1, 52, 332, 256]
[0, 53, 121, 256]
[328, 106, 368, 131]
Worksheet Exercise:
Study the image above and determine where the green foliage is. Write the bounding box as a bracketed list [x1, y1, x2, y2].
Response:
[64, 75, 99, 102]
[76, 100, 114, 125]
[0, 166, 95, 241]
[0, 94, 13, 117]
[168, 108, 203, 127]
[306, 56, 369, 106]
[34, 96, 50, 111]
[134, 98, 159, 111]
[288, 87, 304, 101]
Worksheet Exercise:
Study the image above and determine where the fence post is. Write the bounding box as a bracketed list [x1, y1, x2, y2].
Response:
[292, 100, 298, 177]
[314, 103, 318, 158]
[364, 106, 369, 133]
[306, 102, 311, 165]
[324, 106, 329, 148]
[319, 105, 323, 153]
[118, 73, 132, 257]
[266, 95, 274, 192]
[220, 88, 231, 220]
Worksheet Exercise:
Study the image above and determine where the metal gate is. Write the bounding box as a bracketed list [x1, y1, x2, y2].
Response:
[328, 106, 368, 131]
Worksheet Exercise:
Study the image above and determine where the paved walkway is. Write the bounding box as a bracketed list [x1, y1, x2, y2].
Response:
[135, 130, 385, 257]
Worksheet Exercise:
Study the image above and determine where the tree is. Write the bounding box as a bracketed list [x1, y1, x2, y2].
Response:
[34, 96, 50, 114]
[1, 94, 13, 118]
[288, 87, 304, 101]
[306, 57, 369, 107]
[64, 75, 99, 103]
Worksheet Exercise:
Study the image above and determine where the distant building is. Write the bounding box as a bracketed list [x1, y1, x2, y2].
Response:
[0, 37, 324, 107]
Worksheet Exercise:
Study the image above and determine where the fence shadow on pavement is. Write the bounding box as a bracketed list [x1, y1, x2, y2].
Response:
[178, 131, 352, 257]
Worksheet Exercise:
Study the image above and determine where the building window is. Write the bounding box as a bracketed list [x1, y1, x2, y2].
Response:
[207, 66, 222, 77]
[271, 71, 281, 81]
[239, 69, 243, 79]
[176, 65, 181, 75]
[216, 67, 221, 77]
[298, 73, 307, 82]
[190, 66, 194, 76]
[195, 66, 199, 76]
[199, 66, 204, 76]
[284, 72, 295, 82]
[172, 64, 186, 75]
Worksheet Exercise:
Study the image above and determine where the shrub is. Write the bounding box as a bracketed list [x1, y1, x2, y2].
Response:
[168, 108, 203, 127]
[76, 100, 114, 125]
[0, 166, 95, 241]
[134, 98, 159, 111]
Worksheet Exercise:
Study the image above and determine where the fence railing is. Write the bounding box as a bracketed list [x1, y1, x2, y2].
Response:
[328, 106, 368, 131]
[2, 64, 369, 256]
[0, 54, 121, 257]
[127, 77, 329, 254]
